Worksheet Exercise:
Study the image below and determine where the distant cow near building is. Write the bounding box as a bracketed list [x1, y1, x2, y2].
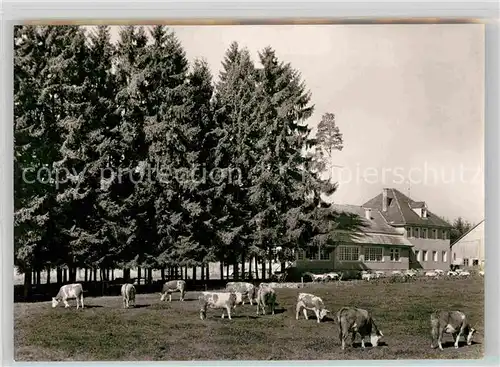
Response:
[295, 293, 330, 323]
[160, 280, 186, 302]
[199, 291, 241, 320]
[121, 283, 136, 308]
[430, 311, 476, 350]
[256, 283, 277, 315]
[226, 282, 257, 305]
[337, 307, 384, 350]
[52, 283, 84, 309]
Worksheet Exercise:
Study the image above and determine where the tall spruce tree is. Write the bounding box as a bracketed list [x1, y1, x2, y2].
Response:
[212, 42, 260, 278]
[112, 26, 150, 277]
[140, 26, 191, 271]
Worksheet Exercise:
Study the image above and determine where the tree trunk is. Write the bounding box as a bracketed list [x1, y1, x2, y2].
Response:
[56, 267, 63, 284]
[161, 268, 165, 281]
[63, 268, 68, 283]
[137, 267, 141, 285]
[226, 263, 230, 280]
[24, 268, 32, 299]
[268, 255, 272, 279]
[193, 266, 197, 281]
[46, 267, 51, 284]
[219, 262, 224, 280]
[35, 269, 41, 285]
[184, 266, 188, 279]
[254, 257, 259, 280]
[93, 268, 97, 282]
[124, 268, 130, 282]
[241, 253, 246, 280]
[248, 257, 253, 280]
[201, 265, 205, 281]
[112, 269, 115, 281]
[261, 259, 266, 280]
[206, 264, 210, 281]
[233, 262, 239, 280]
[84, 268, 88, 282]
[148, 268, 153, 284]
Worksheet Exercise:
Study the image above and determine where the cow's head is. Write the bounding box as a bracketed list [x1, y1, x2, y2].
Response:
[159, 292, 166, 302]
[370, 329, 384, 347]
[319, 309, 330, 320]
[466, 326, 476, 345]
[234, 292, 244, 305]
[51, 297, 59, 308]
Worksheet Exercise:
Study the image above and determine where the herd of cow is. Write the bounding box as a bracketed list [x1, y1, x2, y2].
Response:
[50, 278, 478, 351]
[306, 268, 484, 282]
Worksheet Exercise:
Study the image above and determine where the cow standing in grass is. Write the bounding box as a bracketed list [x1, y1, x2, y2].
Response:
[199, 292, 241, 320]
[256, 283, 276, 315]
[52, 283, 84, 309]
[337, 307, 384, 350]
[226, 282, 257, 305]
[430, 310, 476, 350]
[121, 283, 136, 308]
[160, 280, 186, 302]
[295, 293, 330, 323]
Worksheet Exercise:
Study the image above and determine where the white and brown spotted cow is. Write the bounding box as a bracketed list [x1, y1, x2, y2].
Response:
[295, 292, 330, 323]
[160, 280, 186, 302]
[430, 310, 476, 350]
[52, 283, 84, 309]
[256, 283, 276, 316]
[337, 307, 384, 350]
[225, 282, 257, 305]
[121, 283, 136, 308]
[199, 291, 241, 320]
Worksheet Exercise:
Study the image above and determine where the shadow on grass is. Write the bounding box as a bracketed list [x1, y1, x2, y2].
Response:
[350, 341, 388, 348]
[439, 341, 481, 349]
[83, 305, 103, 309]
[130, 304, 151, 309]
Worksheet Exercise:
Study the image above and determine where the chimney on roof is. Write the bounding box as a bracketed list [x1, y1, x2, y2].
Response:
[364, 208, 372, 220]
[382, 188, 388, 212]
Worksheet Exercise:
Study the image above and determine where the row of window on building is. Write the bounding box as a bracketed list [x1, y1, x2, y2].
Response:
[414, 249, 447, 263]
[297, 246, 401, 262]
[406, 227, 449, 240]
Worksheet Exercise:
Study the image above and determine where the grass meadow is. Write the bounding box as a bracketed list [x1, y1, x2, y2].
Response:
[14, 277, 484, 361]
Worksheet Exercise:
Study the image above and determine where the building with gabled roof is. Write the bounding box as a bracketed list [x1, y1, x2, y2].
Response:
[363, 188, 452, 270]
[451, 220, 484, 269]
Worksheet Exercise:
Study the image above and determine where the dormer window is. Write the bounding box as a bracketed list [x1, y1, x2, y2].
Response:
[422, 208, 427, 218]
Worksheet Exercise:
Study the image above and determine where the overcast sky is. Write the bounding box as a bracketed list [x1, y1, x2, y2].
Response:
[108, 24, 484, 224]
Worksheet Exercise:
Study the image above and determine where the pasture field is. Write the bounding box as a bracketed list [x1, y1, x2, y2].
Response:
[14, 277, 484, 361]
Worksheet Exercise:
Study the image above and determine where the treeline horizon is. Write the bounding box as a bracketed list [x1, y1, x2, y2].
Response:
[14, 24, 360, 293]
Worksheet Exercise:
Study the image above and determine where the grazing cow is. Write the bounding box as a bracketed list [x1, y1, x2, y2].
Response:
[447, 270, 459, 277]
[425, 271, 439, 277]
[256, 284, 276, 315]
[160, 280, 186, 302]
[430, 311, 476, 350]
[199, 291, 240, 320]
[336, 307, 384, 350]
[405, 270, 417, 277]
[121, 283, 136, 308]
[391, 270, 403, 276]
[225, 282, 257, 305]
[304, 272, 327, 282]
[458, 271, 471, 277]
[361, 272, 374, 281]
[325, 272, 342, 281]
[374, 271, 385, 278]
[295, 293, 330, 323]
[52, 283, 84, 309]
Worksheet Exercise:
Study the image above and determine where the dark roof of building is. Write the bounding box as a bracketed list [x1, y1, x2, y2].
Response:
[451, 220, 485, 246]
[331, 204, 413, 247]
[362, 188, 451, 228]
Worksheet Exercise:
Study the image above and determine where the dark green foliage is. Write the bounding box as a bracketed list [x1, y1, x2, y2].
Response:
[14, 26, 357, 280]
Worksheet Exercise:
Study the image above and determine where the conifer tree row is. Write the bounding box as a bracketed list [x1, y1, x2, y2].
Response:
[14, 25, 346, 291]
